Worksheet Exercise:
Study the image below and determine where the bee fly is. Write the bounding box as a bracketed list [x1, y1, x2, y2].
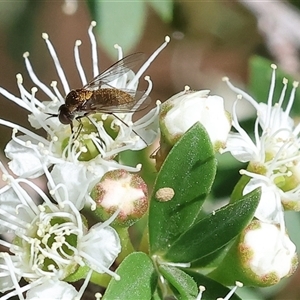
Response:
[51, 52, 151, 143]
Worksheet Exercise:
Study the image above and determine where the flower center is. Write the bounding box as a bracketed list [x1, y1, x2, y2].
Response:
[58, 114, 121, 161]
[17, 204, 82, 280]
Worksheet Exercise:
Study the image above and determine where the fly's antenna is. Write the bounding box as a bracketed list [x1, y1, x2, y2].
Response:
[45, 113, 58, 120]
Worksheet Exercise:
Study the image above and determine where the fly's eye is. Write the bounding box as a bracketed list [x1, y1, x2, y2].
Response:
[58, 105, 73, 124]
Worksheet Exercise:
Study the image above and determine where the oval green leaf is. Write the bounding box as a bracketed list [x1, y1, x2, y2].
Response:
[159, 265, 198, 300]
[103, 252, 157, 300]
[149, 123, 217, 255]
[164, 188, 260, 263]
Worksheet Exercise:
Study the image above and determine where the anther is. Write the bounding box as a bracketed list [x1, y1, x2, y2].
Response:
[271, 64, 277, 70]
[16, 73, 23, 84]
[42, 33, 49, 40]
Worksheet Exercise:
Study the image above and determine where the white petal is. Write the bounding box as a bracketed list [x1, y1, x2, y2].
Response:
[133, 107, 160, 149]
[80, 223, 121, 273]
[5, 136, 45, 178]
[25, 280, 78, 300]
[49, 163, 92, 210]
[162, 91, 231, 147]
[225, 133, 258, 162]
[258, 103, 294, 135]
[243, 178, 283, 224]
[0, 255, 21, 293]
[0, 188, 31, 233]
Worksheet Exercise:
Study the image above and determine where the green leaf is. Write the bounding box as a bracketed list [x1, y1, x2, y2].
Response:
[159, 265, 198, 300]
[149, 123, 217, 254]
[190, 241, 233, 269]
[103, 252, 157, 300]
[184, 269, 242, 300]
[249, 56, 300, 116]
[148, 1, 173, 23]
[163, 188, 260, 263]
[87, 0, 146, 58]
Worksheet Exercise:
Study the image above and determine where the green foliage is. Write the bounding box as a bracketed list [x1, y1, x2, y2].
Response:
[159, 265, 198, 299]
[184, 270, 243, 300]
[86, 0, 173, 57]
[249, 56, 300, 116]
[103, 252, 157, 300]
[164, 189, 260, 264]
[148, 123, 217, 254]
[101, 123, 260, 299]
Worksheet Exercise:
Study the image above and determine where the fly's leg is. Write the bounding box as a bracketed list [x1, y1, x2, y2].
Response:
[111, 113, 148, 146]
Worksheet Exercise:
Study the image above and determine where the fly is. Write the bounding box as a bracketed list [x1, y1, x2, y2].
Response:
[57, 52, 151, 136]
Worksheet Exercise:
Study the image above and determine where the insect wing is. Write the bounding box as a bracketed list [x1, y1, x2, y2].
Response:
[84, 53, 145, 90]
[90, 89, 151, 113]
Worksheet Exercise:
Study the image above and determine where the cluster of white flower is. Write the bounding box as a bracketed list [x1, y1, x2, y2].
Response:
[220, 65, 299, 285]
[0, 21, 169, 299]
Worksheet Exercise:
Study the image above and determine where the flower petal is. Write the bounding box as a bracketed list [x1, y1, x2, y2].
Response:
[25, 280, 78, 300]
[5, 136, 46, 178]
[80, 222, 121, 274]
[243, 178, 283, 224]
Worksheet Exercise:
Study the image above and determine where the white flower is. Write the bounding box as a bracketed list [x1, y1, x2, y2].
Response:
[160, 86, 231, 151]
[223, 64, 299, 164]
[223, 65, 300, 225]
[0, 22, 169, 206]
[0, 162, 121, 299]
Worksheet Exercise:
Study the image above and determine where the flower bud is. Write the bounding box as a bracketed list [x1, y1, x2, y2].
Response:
[160, 88, 231, 149]
[209, 220, 298, 287]
[156, 88, 231, 169]
[91, 169, 148, 227]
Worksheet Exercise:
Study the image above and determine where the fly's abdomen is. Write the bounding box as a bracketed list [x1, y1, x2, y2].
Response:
[92, 88, 134, 107]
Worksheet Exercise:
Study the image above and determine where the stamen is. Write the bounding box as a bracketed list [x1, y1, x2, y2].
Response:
[1, 253, 25, 300]
[88, 21, 99, 77]
[50, 80, 65, 103]
[42, 32, 70, 95]
[77, 269, 93, 299]
[223, 281, 243, 300]
[231, 98, 259, 160]
[276, 78, 288, 112]
[284, 80, 298, 119]
[127, 36, 170, 89]
[23, 52, 56, 100]
[74, 39, 87, 86]
[223, 77, 260, 111]
[265, 64, 277, 129]
[196, 285, 206, 300]
[0, 85, 29, 111]
[114, 43, 123, 60]
[95, 292, 103, 300]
